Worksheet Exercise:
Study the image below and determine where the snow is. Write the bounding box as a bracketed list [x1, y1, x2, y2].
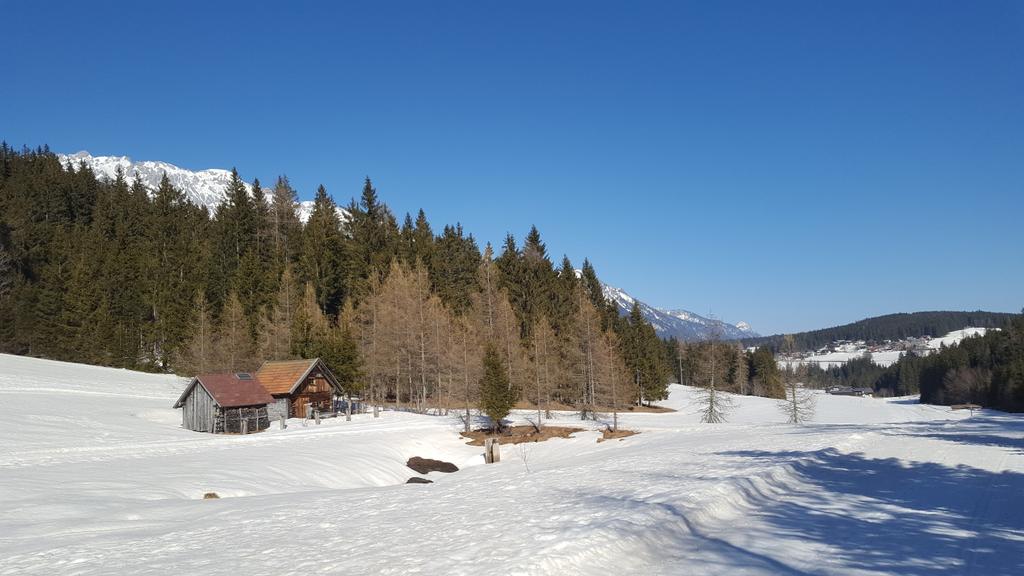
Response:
[2, 353, 1022, 575]
[57, 151, 342, 223]
[782, 328, 992, 370]
[928, 327, 989, 349]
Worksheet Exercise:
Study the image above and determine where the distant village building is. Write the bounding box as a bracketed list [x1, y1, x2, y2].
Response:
[827, 386, 874, 397]
[255, 358, 342, 420]
[908, 339, 935, 357]
[173, 373, 274, 433]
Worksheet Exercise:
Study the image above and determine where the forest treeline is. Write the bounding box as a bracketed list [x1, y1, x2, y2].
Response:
[803, 317, 1024, 412]
[743, 311, 1016, 352]
[10, 145, 1013, 416]
[0, 145, 674, 420]
[668, 337, 786, 400]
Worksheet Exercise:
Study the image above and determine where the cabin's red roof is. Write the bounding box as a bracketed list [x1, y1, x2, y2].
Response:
[175, 373, 275, 408]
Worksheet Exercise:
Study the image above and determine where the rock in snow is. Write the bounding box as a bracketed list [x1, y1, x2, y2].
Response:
[406, 456, 459, 474]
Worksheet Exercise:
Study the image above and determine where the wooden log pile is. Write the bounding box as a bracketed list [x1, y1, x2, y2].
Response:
[215, 406, 270, 434]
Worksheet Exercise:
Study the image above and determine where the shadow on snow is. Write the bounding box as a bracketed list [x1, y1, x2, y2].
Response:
[717, 448, 1024, 575]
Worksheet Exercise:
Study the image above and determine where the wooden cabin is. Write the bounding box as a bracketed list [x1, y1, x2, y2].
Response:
[255, 358, 342, 420]
[173, 373, 274, 433]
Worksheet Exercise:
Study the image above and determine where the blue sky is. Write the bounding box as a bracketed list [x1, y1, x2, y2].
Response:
[3, 1, 1022, 334]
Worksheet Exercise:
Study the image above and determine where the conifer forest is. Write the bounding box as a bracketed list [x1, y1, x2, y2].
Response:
[0, 145, 677, 416]
[3, 146, 1022, 416]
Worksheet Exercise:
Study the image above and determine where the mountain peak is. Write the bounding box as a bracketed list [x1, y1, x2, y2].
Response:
[57, 151, 338, 223]
[600, 283, 757, 341]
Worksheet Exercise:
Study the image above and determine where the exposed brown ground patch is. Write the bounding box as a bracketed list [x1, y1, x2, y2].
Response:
[511, 401, 675, 414]
[461, 425, 584, 446]
[377, 400, 675, 414]
[622, 404, 674, 413]
[597, 429, 639, 443]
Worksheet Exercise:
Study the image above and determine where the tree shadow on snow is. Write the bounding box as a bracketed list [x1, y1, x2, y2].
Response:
[882, 416, 1024, 455]
[719, 448, 1024, 575]
[903, 432, 1024, 455]
[561, 489, 815, 575]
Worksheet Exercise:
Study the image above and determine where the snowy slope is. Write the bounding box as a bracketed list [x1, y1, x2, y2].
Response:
[783, 328, 993, 369]
[928, 327, 989, 349]
[601, 282, 758, 341]
[57, 151, 337, 222]
[3, 354, 1021, 575]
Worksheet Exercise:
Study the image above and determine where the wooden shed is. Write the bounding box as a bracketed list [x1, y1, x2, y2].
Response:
[255, 358, 342, 420]
[173, 373, 274, 433]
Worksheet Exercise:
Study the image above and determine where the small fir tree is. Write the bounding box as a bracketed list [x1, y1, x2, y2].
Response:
[479, 343, 515, 432]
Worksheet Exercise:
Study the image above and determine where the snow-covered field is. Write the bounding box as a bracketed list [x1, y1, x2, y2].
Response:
[2, 354, 1022, 575]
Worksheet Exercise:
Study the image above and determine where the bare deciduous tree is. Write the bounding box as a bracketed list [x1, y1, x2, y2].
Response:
[258, 265, 299, 361]
[943, 366, 990, 406]
[594, 328, 628, 432]
[529, 315, 558, 429]
[778, 335, 816, 424]
[177, 291, 214, 375]
[696, 320, 732, 423]
[779, 367, 816, 424]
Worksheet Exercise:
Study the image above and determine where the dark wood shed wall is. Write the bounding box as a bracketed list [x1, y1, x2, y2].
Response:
[289, 374, 334, 418]
[182, 381, 216, 432]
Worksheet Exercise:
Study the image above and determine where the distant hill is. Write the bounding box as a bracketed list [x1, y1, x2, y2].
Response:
[741, 311, 1019, 352]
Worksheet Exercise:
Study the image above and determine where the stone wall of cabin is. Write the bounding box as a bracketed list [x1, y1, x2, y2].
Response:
[267, 397, 289, 421]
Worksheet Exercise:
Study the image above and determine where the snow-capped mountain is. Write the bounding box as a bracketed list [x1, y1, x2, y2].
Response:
[601, 283, 758, 341]
[57, 151, 330, 222]
[59, 151, 749, 341]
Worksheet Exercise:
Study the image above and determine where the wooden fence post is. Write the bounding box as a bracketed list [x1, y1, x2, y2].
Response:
[280, 415, 287, 430]
[484, 438, 501, 464]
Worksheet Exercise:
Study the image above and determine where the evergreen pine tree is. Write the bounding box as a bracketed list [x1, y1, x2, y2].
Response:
[208, 168, 258, 313]
[412, 209, 435, 266]
[345, 177, 399, 302]
[147, 174, 200, 368]
[312, 322, 364, 397]
[479, 343, 515, 432]
[429, 224, 481, 314]
[300, 185, 345, 316]
[268, 175, 302, 266]
[751, 346, 784, 398]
